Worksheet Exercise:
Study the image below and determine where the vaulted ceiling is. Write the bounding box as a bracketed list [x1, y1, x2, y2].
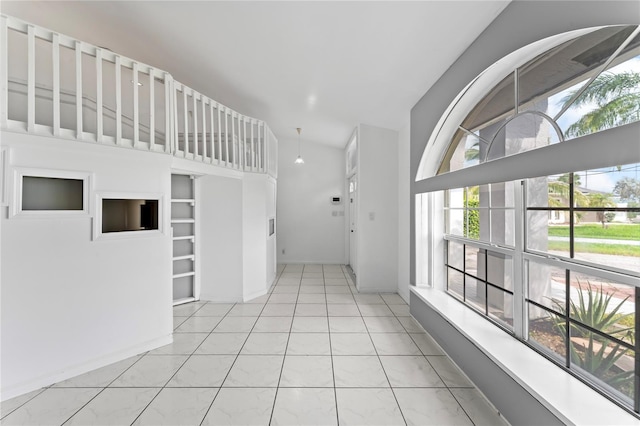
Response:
[1, 1, 510, 147]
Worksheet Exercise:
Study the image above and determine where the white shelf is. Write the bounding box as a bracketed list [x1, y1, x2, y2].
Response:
[173, 254, 195, 261]
[171, 218, 195, 223]
[171, 198, 195, 204]
[172, 271, 195, 279]
[173, 235, 195, 241]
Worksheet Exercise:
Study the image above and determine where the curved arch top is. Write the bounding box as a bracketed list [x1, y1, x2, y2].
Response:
[415, 24, 640, 182]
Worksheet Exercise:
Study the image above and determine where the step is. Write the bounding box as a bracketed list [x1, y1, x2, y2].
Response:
[173, 254, 195, 261]
[171, 198, 195, 204]
[172, 235, 195, 241]
[172, 271, 195, 279]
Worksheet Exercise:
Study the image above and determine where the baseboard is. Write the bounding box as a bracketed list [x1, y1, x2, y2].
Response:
[276, 259, 346, 265]
[243, 286, 268, 302]
[200, 293, 243, 303]
[397, 284, 410, 303]
[1, 334, 172, 402]
[355, 286, 399, 294]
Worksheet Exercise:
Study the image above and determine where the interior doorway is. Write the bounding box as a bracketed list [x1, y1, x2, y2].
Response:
[349, 175, 357, 277]
[171, 174, 197, 305]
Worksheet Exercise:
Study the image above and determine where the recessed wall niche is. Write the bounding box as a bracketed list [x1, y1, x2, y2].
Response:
[102, 199, 159, 233]
[12, 168, 91, 217]
[94, 192, 163, 240]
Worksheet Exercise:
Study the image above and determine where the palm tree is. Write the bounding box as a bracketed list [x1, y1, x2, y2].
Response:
[587, 192, 617, 228]
[548, 173, 588, 209]
[561, 71, 640, 138]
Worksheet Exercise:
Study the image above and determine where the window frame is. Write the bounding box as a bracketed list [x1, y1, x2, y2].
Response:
[11, 167, 92, 218]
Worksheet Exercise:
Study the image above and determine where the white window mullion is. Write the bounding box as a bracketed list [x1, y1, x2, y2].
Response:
[513, 180, 526, 340]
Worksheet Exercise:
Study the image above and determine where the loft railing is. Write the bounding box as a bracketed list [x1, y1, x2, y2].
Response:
[0, 15, 277, 177]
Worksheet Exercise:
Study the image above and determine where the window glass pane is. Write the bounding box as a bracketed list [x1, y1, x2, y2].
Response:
[528, 303, 566, 362]
[490, 209, 515, 247]
[465, 186, 479, 208]
[447, 240, 464, 271]
[487, 252, 513, 291]
[527, 210, 570, 257]
[22, 177, 83, 211]
[464, 209, 480, 240]
[568, 271, 635, 346]
[445, 209, 464, 236]
[526, 260, 566, 312]
[570, 324, 635, 404]
[528, 175, 571, 208]
[488, 113, 561, 161]
[572, 162, 640, 273]
[439, 131, 490, 174]
[464, 246, 486, 280]
[518, 26, 637, 119]
[488, 286, 513, 330]
[577, 163, 640, 197]
[465, 276, 486, 313]
[479, 184, 490, 208]
[572, 216, 640, 274]
[461, 72, 515, 139]
[490, 181, 515, 208]
[447, 268, 464, 300]
[446, 188, 465, 208]
[558, 30, 640, 141]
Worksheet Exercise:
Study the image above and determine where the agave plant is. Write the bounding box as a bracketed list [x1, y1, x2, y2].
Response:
[551, 279, 634, 389]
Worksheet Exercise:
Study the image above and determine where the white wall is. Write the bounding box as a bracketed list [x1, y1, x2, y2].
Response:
[198, 174, 244, 302]
[1, 132, 173, 400]
[266, 178, 277, 285]
[397, 120, 410, 302]
[242, 174, 277, 301]
[357, 124, 399, 292]
[277, 137, 346, 264]
[197, 172, 277, 303]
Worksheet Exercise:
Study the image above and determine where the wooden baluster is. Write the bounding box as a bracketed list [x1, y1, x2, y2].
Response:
[115, 56, 122, 145]
[96, 48, 103, 142]
[52, 33, 60, 136]
[148, 68, 155, 149]
[27, 25, 35, 133]
[132, 62, 139, 145]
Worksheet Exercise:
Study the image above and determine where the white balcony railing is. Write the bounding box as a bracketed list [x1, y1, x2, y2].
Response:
[0, 15, 277, 177]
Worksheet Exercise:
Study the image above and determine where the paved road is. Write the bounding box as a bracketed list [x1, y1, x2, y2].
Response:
[548, 236, 640, 246]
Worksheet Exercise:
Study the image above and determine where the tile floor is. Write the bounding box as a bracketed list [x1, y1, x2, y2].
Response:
[1, 264, 509, 425]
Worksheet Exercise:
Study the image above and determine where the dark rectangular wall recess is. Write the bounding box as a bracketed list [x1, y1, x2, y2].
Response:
[102, 199, 159, 233]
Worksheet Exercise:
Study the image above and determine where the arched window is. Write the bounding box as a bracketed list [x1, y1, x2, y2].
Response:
[416, 25, 640, 414]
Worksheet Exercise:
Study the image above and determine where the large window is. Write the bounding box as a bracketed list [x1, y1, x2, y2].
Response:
[437, 25, 640, 176]
[419, 24, 640, 415]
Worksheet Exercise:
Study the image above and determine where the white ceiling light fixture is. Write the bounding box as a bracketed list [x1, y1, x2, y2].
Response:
[294, 127, 305, 165]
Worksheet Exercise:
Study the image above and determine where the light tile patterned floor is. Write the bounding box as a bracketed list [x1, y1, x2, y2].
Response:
[1, 264, 509, 425]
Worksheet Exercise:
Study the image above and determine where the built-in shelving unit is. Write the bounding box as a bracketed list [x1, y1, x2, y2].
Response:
[171, 174, 197, 305]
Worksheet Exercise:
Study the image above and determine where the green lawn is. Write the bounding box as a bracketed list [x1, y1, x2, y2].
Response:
[548, 224, 640, 241]
[548, 241, 640, 257]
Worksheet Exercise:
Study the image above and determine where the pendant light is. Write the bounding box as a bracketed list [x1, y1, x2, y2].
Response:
[294, 127, 305, 165]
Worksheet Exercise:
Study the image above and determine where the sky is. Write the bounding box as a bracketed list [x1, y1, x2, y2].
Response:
[551, 55, 640, 193]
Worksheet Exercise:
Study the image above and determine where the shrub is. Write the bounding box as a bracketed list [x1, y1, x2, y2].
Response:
[551, 280, 634, 391]
[464, 198, 480, 239]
